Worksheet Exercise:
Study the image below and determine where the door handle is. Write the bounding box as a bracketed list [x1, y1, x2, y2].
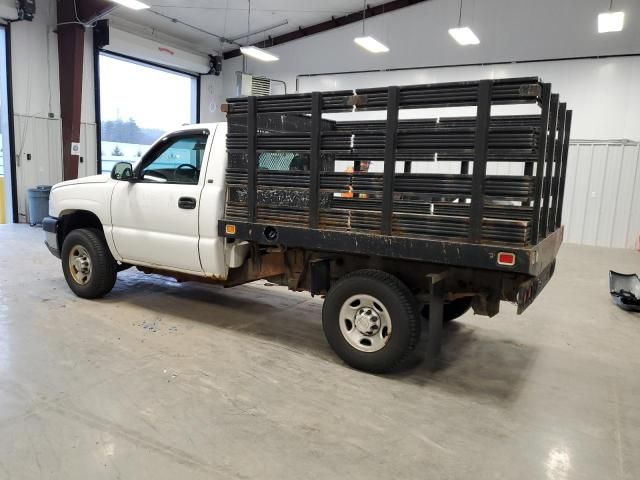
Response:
[178, 197, 197, 209]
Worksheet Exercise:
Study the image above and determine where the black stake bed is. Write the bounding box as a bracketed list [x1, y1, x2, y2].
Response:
[219, 77, 571, 276]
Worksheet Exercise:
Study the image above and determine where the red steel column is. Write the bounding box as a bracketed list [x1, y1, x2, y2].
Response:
[57, 0, 114, 180]
[57, 22, 84, 180]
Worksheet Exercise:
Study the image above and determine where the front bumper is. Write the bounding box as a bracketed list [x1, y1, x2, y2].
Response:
[42, 216, 61, 259]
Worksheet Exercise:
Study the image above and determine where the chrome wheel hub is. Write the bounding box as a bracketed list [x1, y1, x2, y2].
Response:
[354, 308, 381, 335]
[339, 294, 392, 352]
[68, 245, 92, 285]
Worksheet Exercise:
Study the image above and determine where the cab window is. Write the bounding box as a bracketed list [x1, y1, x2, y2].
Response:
[140, 134, 208, 184]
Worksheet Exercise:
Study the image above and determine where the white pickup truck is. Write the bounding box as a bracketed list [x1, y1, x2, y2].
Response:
[44, 79, 568, 373]
[45, 124, 249, 287]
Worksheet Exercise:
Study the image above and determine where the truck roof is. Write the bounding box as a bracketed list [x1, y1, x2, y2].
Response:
[172, 122, 226, 132]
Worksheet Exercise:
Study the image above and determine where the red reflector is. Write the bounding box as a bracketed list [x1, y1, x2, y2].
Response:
[497, 252, 516, 266]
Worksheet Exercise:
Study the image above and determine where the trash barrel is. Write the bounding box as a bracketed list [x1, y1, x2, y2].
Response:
[27, 185, 52, 226]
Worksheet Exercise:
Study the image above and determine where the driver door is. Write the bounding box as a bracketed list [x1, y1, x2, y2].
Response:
[110, 129, 211, 273]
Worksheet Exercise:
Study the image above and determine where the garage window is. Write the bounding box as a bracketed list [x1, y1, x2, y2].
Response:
[98, 52, 198, 175]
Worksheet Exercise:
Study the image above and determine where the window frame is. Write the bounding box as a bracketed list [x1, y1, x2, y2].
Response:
[94, 49, 201, 175]
[133, 128, 210, 186]
[1, 24, 18, 222]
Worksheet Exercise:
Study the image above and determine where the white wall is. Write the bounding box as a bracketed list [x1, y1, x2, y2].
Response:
[221, 0, 640, 141]
[7, 0, 62, 222]
[222, 0, 640, 90]
[200, 73, 226, 123]
[220, 0, 640, 248]
[0, 0, 220, 221]
[294, 57, 640, 141]
[564, 141, 640, 249]
[78, 29, 98, 179]
[1, 0, 97, 221]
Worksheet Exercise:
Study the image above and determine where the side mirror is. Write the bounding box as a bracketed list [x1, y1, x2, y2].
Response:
[111, 162, 134, 181]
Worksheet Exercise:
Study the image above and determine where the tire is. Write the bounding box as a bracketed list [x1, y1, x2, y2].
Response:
[322, 269, 421, 373]
[421, 297, 472, 323]
[61, 228, 117, 299]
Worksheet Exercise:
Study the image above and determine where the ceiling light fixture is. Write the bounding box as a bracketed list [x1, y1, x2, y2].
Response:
[449, 0, 480, 45]
[448, 26, 480, 45]
[240, 46, 279, 62]
[598, 0, 625, 33]
[241, 0, 279, 62]
[354, 0, 389, 53]
[111, 0, 150, 10]
[354, 36, 389, 53]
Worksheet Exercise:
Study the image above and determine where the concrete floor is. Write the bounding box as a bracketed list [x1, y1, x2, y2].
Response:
[0, 224, 639, 479]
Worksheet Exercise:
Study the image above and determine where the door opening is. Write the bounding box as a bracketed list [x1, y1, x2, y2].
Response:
[0, 25, 14, 224]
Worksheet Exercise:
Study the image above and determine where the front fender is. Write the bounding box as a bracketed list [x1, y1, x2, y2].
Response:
[51, 184, 114, 226]
[49, 181, 121, 261]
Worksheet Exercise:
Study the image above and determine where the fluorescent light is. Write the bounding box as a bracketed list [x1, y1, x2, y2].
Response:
[448, 26, 480, 45]
[598, 11, 625, 33]
[111, 0, 150, 10]
[354, 36, 389, 53]
[240, 46, 279, 62]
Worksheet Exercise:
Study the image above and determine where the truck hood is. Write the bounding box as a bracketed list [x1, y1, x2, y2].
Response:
[52, 175, 109, 190]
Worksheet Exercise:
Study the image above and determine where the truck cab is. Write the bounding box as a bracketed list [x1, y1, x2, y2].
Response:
[45, 122, 246, 282]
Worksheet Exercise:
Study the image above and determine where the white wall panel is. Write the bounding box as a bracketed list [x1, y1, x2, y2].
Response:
[295, 57, 640, 141]
[0, 0, 16, 19]
[9, 4, 59, 118]
[562, 142, 640, 249]
[9, 0, 62, 221]
[81, 29, 95, 125]
[199, 73, 226, 123]
[13, 115, 62, 221]
[221, 0, 640, 103]
[78, 123, 98, 179]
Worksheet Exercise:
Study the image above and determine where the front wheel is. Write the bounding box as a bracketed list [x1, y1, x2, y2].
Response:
[322, 270, 421, 373]
[61, 228, 117, 299]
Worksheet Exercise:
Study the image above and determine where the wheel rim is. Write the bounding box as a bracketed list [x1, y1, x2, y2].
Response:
[68, 245, 92, 285]
[338, 294, 392, 352]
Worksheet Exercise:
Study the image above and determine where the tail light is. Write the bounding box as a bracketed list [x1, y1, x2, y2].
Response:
[497, 252, 516, 266]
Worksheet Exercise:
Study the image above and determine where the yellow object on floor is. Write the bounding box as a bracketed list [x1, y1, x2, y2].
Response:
[0, 176, 5, 224]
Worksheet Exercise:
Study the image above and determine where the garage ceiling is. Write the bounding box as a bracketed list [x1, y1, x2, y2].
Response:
[109, 0, 391, 53]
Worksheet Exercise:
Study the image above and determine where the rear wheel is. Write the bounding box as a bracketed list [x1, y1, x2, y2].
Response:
[421, 297, 472, 323]
[322, 270, 421, 373]
[61, 228, 117, 299]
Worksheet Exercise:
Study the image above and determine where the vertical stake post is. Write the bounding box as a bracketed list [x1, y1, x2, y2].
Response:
[555, 110, 573, 229]
[469, 80, 492, 243]
[247, 96, 258, 222]
[309, 92, 322, 228]
[531, 83, 552, 242]
[381, 86, 400, 236]
[539, 94, 559, 240]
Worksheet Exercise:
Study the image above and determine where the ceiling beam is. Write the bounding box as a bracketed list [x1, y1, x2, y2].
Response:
[58, 0, 116, 25]
[223, 0, 430, 60]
